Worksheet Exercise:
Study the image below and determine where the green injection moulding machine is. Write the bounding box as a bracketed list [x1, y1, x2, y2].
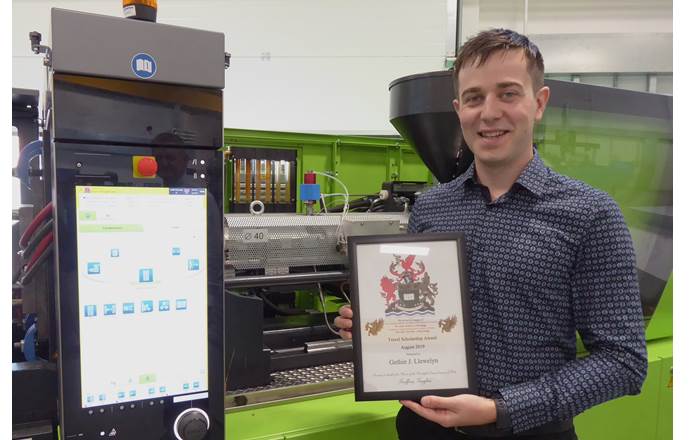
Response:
[222, 74, 672, 440]
[11, 8, 671, 438]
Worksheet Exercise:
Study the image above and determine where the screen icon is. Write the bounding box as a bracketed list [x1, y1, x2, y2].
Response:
[158, 300, 170, 312]
[172, 247, 181, 256]
[193, 381, 200, 389]
[84, 305, 97, 317]
[87, 395, 94, 403]
[183, 383, 190, 390]
[159, 386, 166, 393]
[141, 300, 154, 313]
[187, 259, 199, 271]
[110, 249, 120, 257]
[123, 303, 135, 314]
[139, 268, 154, 283]
[99, 394, 106, 401]
[148, 387, 155, 395]
[175, 299, 187, 310]
[117, 391, 125, 399]
[104, 304, 116, 316]
[87, 262, 101, 274]
[129, 390, 136, 397]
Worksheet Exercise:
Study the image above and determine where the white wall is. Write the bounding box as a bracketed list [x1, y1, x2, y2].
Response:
[13, 0, 448, 135]
[463, 0, 673, 92]
[12, 0, 672, 134]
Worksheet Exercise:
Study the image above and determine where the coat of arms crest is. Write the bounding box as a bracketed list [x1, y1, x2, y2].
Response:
[379, 254, 438, 316]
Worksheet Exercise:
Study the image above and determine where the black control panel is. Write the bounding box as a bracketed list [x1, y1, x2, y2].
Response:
[51, 73, 224, 439]
[53, 144, 224, 439]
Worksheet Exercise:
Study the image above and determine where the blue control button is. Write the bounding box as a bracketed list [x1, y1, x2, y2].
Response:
[87, 262, 101, 275]
[187, 259, 200, 271]
[139, 268, 154, 283]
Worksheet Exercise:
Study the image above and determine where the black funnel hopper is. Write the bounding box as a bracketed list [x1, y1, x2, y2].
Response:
[389, 70, 473, 183]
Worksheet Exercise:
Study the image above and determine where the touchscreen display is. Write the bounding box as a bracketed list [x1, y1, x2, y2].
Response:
[75, 186, 208, 408]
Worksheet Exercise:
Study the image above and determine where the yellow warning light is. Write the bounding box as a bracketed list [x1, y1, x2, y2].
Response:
[123, 0, 157, 7]
[123, 1, 158, 22]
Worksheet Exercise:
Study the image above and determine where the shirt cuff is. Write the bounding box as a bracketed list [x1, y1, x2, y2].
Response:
[495, 395, 512, 430]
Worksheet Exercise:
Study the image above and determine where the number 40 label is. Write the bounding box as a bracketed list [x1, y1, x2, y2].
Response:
[242, 229, 268, 243]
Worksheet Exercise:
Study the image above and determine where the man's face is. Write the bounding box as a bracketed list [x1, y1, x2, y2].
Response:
[154, 148, 188, 181]
[452, 49, 549, 168]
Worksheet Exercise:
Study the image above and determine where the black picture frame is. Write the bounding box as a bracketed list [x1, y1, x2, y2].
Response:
[348, 232, 478, 401]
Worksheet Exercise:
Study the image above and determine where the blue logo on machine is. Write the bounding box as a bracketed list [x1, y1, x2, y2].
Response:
[131, 53, 157, 79]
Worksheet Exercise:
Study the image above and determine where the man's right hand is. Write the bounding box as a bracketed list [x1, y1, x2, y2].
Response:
[334, 304, 353, 340]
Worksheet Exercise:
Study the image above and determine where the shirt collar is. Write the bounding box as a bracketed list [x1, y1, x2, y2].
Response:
[454, 147, 549, 197]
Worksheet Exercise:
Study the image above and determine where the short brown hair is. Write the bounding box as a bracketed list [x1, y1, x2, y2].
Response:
[452, 28, 545, 96]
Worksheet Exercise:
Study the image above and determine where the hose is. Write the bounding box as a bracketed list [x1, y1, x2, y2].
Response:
[18, 242, 54, 286]
[20, 218, 53, 262]
[19, 202, 53, 248]
[23, 232, 54, 275]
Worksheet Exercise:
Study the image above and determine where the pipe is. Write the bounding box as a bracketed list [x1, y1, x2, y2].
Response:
[225, 271, 348, 288]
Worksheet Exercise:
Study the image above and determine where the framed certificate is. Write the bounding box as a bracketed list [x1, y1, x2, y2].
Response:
[349, 232, 477, 401]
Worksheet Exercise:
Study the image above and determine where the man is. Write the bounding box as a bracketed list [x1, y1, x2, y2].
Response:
[335, 29, 647, 440]
[152, 132, 190, 187]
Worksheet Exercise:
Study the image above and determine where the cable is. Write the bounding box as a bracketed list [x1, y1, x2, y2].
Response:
[313, 171, 350, 244]
[15, 140, 43, 191]
[317, 282, 341, 337]
[23, 232, 54, 274]
[326, 197, 372, 213]
[319, 193, 328, 213]
[313, 265, 341, 337]
[258, 292, 306, 316]
[321, 193, 353, 199]
[339, 282, 352, 305]
[20, 218, 53, 262]
[313, 173, 350, 210]
[18, 243, 54, 286]
[19, 202, 53, 248]
[368, 198, 382, 212]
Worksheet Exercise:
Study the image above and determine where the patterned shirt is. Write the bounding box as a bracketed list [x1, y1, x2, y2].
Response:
[408, 149, 647, 434]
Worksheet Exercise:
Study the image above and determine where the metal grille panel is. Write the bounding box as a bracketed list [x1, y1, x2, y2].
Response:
[232, 362, 354, 394]
[224, 213, 408, 271]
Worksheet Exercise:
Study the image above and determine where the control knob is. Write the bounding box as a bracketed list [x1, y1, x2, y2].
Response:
[174, 408, 210, 440]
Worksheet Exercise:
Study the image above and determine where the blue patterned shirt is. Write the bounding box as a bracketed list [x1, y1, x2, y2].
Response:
[408, 149, 647, 434]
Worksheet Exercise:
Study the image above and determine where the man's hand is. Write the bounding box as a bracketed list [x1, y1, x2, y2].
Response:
[333, 304, 353, 340]
[400, 394, 497, 428]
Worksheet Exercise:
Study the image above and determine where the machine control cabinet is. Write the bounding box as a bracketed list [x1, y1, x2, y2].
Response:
[48, 9, 225, 439]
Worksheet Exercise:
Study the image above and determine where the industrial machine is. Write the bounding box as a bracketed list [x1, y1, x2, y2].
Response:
[13, 8, 227, 440]
[223, 188, 416, 405]
[224, 74, 672, 440]
[11, 8, 672, 440]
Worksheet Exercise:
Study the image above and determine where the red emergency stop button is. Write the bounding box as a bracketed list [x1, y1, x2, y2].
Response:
[133, 156, 158, 178]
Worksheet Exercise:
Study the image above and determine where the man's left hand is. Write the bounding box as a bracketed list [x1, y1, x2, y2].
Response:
[400, 394, 497, 428]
